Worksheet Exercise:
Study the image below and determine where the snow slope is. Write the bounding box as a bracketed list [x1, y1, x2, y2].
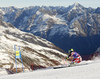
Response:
[0, 58, 100, 79]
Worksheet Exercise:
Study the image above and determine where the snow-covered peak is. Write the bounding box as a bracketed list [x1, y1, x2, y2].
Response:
[71, 2, 84, 10]
[74, 2, 80, 6]
[64, 2, 85, 15]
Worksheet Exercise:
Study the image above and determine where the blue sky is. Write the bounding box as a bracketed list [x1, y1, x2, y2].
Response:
[0, 0, 100, 8]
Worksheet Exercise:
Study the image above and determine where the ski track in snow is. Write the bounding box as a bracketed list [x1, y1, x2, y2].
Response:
[0, 59, 100, 79]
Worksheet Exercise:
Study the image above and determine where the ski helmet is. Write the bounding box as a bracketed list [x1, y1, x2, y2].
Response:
[70, 48, 74, 52]
[68, 48, 74, 53]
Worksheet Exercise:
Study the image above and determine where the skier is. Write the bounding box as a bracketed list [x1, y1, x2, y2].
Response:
[54, 49, 82, 69]
[66, 48, 82, 64]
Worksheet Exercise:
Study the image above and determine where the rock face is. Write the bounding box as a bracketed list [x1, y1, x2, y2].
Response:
[0, 21, 67, 72]
[0, 3, 100, 55]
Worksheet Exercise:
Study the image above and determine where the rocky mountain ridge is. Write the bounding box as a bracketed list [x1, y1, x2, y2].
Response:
[0, 21, 67, 72]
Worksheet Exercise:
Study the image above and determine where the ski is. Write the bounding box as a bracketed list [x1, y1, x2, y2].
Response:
[53, 64, 68, 69]
[53, 66, 67, 69]
[53, 63, 88, 69]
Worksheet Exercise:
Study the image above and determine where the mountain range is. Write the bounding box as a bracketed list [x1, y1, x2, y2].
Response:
[0, 2, 100, 55]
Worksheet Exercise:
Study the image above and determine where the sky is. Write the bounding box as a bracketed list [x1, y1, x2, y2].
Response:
[0, 0, 100, 8]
